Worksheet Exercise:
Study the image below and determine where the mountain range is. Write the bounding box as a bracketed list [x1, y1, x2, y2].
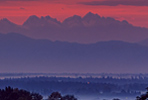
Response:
[0, 12, 148, 43]
[0, 33, 148, 73]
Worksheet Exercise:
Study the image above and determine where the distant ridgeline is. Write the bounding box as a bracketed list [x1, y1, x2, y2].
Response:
[0, 73, 148, 79]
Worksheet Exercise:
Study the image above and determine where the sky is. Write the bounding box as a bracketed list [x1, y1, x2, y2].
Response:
[0, 0, 148, 28]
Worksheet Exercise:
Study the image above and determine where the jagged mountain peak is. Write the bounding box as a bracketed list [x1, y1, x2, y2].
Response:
[0, 18, 16, 25]
[41, 15, 61, 24]
[41, 15, 52, 20]
[23, 15, 61, 27]
[122, 20, 129, 24]
[27, 15, 40, 20]
[63, 15, 82, 22]
[0, 18, 9, 22]
[83, 12, 101, 20]
[63, 15, 83, 27]
[44, 15, 51, 19]
[23, 15, 40, 26]
[82, 12, 103, 26]
[72, 15, 82, 19]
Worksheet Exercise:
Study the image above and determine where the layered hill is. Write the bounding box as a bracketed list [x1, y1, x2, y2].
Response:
[0, 33, 148, 73]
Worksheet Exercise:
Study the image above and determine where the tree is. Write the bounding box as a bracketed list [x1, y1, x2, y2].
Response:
[31, 93, 43, 100]
[0, 86, 43, 100]
[62, 95, 77, 100]
[48, 92, 62, 100]
[113, 99, 120, 100]
[136, 87, 148, 100]
[48, 92, 77, 100]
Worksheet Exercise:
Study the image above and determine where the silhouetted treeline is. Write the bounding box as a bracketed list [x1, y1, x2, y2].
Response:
[0, 86, 77, 100]
[1, 86, 148, 100]
[0, 86, 42, 100]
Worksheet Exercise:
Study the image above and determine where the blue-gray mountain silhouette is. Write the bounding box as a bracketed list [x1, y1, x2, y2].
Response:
[0, 33, 148, 73]
[0, 12, 148, 43]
